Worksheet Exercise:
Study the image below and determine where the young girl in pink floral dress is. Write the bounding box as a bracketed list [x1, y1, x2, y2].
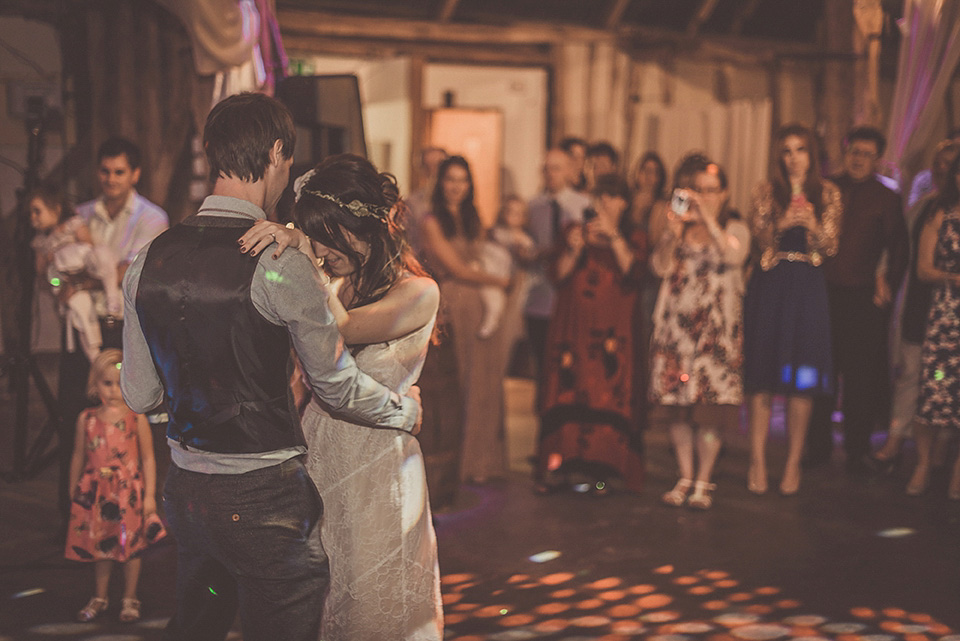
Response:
[65, 349, 161, 623]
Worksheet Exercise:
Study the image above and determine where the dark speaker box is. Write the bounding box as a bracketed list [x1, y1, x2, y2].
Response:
[276, 74, 367, 162]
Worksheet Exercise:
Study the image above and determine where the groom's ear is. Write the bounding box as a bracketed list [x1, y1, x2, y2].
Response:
[269, 139, 284, 166]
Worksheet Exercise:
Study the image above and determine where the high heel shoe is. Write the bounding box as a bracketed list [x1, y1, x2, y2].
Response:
[747, 463, 768, 495]
[687, 481, 717, 510]
[779, 463, 801, 496]
[906, 468, 930, 496]
[661, 478, 693, 507]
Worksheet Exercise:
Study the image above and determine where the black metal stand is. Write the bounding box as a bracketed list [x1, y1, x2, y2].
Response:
[1, 97, 63, 482]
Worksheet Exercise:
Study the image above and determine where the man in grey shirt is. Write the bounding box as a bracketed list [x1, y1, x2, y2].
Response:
[121, 93, 420, 641]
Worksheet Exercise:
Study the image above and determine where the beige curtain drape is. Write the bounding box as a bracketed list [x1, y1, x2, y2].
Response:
[885, 0, 960, 191]
[557, 43, 771, 214]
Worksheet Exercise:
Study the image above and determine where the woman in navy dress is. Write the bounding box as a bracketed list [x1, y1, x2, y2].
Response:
[743, 124, 843, 495]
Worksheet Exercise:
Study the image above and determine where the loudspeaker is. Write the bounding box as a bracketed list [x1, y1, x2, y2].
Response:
[276, 75, 367, 162]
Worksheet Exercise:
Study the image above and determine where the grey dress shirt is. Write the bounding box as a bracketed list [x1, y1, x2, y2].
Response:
[121, 195, 419, 474]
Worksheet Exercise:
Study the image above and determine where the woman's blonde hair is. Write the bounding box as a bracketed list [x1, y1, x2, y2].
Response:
[86, 348, 123, 401]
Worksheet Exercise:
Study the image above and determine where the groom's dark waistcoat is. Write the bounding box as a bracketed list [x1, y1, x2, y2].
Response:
[136, 215, 303, 453]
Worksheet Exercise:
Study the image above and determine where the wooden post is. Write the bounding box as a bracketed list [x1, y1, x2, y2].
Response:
[409, 55, 426, 195]
[853, 0, 883, 126]
[817, 0, 855, 173]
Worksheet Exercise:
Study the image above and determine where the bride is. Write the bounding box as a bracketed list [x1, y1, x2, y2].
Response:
[240, 154, 443, 641]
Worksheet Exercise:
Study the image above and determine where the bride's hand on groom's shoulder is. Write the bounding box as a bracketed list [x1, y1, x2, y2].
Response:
[238, 219, 302, 260]
[407, 385, 422, 436]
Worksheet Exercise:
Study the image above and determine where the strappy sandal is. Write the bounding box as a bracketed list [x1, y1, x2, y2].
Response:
[119, 597, 141, 623]
[661, 478, 693, 507]
[77, 597, 108, 622]
[687, 481, 717, 510]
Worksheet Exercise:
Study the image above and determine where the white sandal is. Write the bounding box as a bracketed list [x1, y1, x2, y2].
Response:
[119, 597, 141, 623]
[77, 597, 108, 622]
[661, 478, 694, 507]
[687, 481, 717, 510]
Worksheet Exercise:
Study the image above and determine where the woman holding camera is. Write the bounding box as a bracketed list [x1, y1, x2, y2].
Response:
[743, 123, 842, 496]
[535, 174, 646, 494]
[649, 161, 750, 509]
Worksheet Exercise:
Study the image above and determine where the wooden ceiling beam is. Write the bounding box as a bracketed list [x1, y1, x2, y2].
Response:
[278, 8, 611, 45]
[437, 0, 460, 23]
[283, 34, 554, 67]
[731, 0, 763, 36]
[605, 0, 632, 30]
[686, 0, 720, 38]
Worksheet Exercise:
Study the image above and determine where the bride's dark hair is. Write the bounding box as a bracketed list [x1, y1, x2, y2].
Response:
[294, 154, 427, 309]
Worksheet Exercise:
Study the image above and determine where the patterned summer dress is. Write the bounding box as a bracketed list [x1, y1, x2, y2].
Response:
[649, 219, 749, 421]
[65, 408, 148, 562]
[918, 206, 960, 428]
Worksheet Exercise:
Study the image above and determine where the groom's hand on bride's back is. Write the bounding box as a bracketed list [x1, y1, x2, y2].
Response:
[407, 386, 422, 436]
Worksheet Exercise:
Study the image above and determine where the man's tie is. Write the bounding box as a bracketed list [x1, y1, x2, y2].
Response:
[550, 199, 562, 243]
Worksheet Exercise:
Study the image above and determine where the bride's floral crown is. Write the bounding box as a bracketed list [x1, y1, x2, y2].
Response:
[293, 169, 390, 221]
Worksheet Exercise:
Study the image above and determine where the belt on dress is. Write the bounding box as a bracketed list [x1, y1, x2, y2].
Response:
[761, 248, 822, 270]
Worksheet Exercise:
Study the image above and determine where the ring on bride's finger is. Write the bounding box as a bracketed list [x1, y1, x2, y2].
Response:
[270, 232, 276, 240]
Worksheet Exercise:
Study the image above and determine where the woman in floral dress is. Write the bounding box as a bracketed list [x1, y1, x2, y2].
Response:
[911, 152, 960, 500]
[649, 161, 750, 509]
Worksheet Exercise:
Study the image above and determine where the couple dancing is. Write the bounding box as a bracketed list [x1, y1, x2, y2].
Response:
[120, 92, 442, 641]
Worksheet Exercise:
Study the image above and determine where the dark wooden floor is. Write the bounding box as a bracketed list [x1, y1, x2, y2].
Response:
[2, 355, 959, 640]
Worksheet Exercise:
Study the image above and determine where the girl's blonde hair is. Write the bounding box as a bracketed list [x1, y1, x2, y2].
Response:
[86, 348, 123, 401]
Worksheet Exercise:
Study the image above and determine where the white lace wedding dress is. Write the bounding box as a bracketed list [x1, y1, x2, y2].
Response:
[302, 320, 443, 641]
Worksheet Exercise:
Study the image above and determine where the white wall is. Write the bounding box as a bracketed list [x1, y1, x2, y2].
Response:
[423, 64, 548, 202]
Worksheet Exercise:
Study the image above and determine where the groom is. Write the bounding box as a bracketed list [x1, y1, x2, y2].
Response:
[120, 92, 421, 641]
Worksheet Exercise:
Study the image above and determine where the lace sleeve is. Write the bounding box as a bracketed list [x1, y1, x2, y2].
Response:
[813, 180, 843, 257]
[749, 182, 777, 270]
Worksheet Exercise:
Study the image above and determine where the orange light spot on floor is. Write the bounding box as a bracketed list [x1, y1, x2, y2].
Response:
[546, 452, 563, 471]
[790, 627, 820, 637]
[453, 581, 478, 592]
[702, 570, 729, 579]
[882, 607, 908, 618]
[927, 623, 951, 635]
[744, 604, 773, 614]
[507, 574, 529, 584]
[452, 603, 479, 612]
[442, 592, 463, 605]
[500, 614, 536, 627]
[635, 593, 673, 609]
[550, 588, 577, 598]
[728, 592, 752, 602]
[653, 565, 675, 574]
[705, 635, 737, 641]
[541, 572, 575, 586]
[576, 598, 605, 610]
[905, 634, 930, 641]
[649, 610, 681, 622]
[492, 589, 504, 596]
[714, 579, 739, 588]
[596, 634, 631, 641]
[474, 605, 509, 618]
[879, 620, 903, 632]
[517, 582, 539, 589]
[441, 573, 474, 585]
[835, 635, 861, 641]
[628, 584, 657, 595]
[599, 589, 627, 601]
[611, 620, 646, 634]
[535, 618, 569, 632]
[754, 586, 781, 596]
[449, 636, 485, 641]
[607, 604, 642, 618]
[776, 599, 801, 608]
[673, 575, 700, 585]
[587, 577, 624, 590]
[908, 612, 933, 623]
[535, 602, 571, 615]
[851, 607, 877, 618]
[701, 600, 729, 611]
[688, 586, 714, 595]
[443, 613, 467, 625]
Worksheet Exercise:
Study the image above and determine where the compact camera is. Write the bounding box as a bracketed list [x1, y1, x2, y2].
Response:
[671, 189, 692, 215]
